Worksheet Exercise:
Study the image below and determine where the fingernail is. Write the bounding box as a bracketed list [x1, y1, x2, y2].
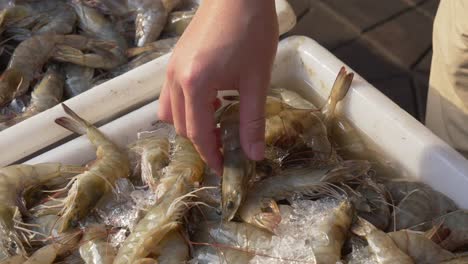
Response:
[249, 141, 265, 161]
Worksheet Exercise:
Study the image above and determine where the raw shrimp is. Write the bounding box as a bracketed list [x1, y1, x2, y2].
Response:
[0, 163, 83, 257]
[388, 230, 455, 263]
[126, 37, 178, 57]
[269, 87, 317, 110]
[114, 136, 204, 264]
[0, 34, 121, 106]
[352, 178, 391, 231]
[133, 259, 157, 264]
[149, 230, 189, 264]
[23, 230, 82, 264]
[351, 217, 414, 264]
[5, 1, 76, 41]
[163, 10, 195, 36]
[79, 224, 115, 264]
[132, 0, 181, 46]
[154, 134, 205, 199]
[330, 116, 369, 160]
[0, 64, 63, 129]
[191, 221, 272, 264]
[310, 200, 353, 264]
[238, 160, 371, 233]
[219, 102, 255, 221]
[384, 180, 458, 231]
[0, 255, 26, 264]
[55, 104, 130, 232]
[64, 64, 94, 98]
[425, 210, 468, 251]
[71, 1, 128, 51]
[129, 133, 170, 191]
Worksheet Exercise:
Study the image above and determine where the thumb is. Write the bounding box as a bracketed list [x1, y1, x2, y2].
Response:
[239, 76, 268, 161]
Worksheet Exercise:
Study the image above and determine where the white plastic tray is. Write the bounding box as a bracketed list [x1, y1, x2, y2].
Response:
[26, 36, 468, 209]
[0, 0, 296, 166]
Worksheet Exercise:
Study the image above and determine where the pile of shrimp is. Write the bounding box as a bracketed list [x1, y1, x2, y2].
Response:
[0, 67, 467, 264]
[0, 0, 195, 131]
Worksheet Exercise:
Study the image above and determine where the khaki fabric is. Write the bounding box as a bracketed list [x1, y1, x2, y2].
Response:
[426, 0, 468, 155]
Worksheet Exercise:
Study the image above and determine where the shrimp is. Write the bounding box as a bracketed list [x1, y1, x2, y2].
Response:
[129, 134, 170, 192]
[0, 34, 121, 106]
[5, 1, 76, 41]
[425, 210, 468, 251]
[149, 230, 189, 264]
[23, 230, 82, 264]
[114, 135, 204, 264]
[126, 37, 179, 57]
[132, 0, 181, 46]
[308, 200, 353, 264]
[191, 221, 272, 264]
[133, 259, 157, 264]
[54, 104, 130, 232]
[352, 178, 391, 231]
[163, 10, 195, 36]
[219, 102, 255, 221]
[269, 87, 317, 110]
[388, 230, 455, 264]
[64, 64, 94, 98]
[384, 180, 458, 231]
[351, 217, 414, 264]
[0, 163, 83, 257]
[0, 255, 26, 264]
[79, 224, 115, 264]
[238, 160, 371, 233]
[0, 64, 63, 129]
[71, 1, 128, 51]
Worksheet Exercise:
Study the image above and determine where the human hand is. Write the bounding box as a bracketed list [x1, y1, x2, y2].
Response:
[158, 0, 279, 175]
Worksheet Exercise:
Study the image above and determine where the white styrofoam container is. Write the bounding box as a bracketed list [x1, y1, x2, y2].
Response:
[0, 0, 296, 166]
[26, 35, 468, 209]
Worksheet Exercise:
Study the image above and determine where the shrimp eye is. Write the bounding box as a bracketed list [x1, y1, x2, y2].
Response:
[70, 219, 79, 228]
[216, 208, 222, 215]
[227, 201, 235, 210]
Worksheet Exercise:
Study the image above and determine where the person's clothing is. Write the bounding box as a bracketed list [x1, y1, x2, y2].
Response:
[426, 0, 468, 157]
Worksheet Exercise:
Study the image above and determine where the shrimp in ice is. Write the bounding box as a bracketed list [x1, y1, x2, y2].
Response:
[0, 64, 63, 130]
[219, 102, 255, 222]
[351, 217, 414, 264]
[0, 163, 83, 257]
[238, 160, 371, 233]
[129, 134, 170, 192]
[0, 34, 121, 106]
[79, 224, 115, 264]
[54, 104, 130, 232]
[114, 135, 204, 264]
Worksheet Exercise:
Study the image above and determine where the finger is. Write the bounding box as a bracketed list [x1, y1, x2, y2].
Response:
[170, 81, 187, 137]
[239, 76, 268, 161]
[158, 79, 173, 123]
[185, 89, 223, 175]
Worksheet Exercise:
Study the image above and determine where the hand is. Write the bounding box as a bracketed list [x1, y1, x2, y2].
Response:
[158, 0, 279, 175]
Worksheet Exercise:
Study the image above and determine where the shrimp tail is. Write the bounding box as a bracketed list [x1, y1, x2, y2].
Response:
[351, 216, 375, 237]
[55, 103, 90, 135]
[259, 199, 282, 234]
[321, 67, 354, 128]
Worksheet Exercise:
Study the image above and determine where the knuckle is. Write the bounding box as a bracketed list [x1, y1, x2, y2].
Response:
[179, 61, 205, 95]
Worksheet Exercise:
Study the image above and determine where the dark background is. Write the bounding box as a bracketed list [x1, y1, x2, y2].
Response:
[283, 0, 439, 123]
